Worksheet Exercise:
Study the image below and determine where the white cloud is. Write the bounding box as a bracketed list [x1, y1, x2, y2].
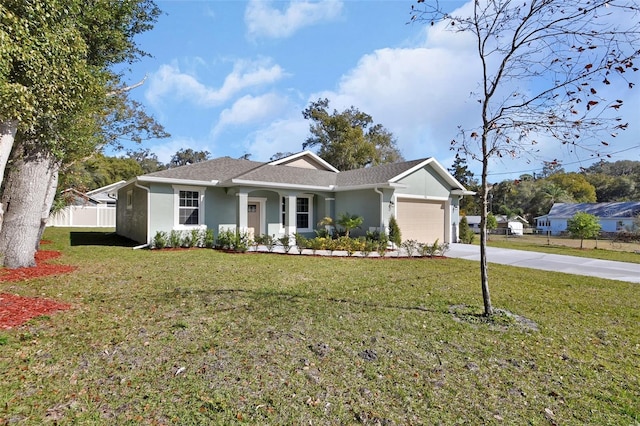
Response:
[145, 58, 287, 108]
[212, 92, 291, 137]
[245, 0, 343, 39]
[243, 116, 309, 161]
[144, 137, 215, 165]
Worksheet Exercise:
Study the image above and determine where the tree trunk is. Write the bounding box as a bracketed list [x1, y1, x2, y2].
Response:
[0, 119, 18, 231]
[0, 143, 57, 268]
[35, 164, 60, 251]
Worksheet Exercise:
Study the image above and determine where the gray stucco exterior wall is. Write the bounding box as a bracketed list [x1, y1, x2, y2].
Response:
[334, 189, 382, 237]
[116, 182, 149, 244]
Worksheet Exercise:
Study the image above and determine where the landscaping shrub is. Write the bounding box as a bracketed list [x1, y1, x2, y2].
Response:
[388, 215, 402, 248]
[402, 239, 419, 257]
[459, 216, 475, 244]
[169, 230, 183, 248]
[278, 235, 292, 253]
[152, 231, 168, 249]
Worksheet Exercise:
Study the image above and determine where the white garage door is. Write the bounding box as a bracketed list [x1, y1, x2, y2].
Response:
[396, 199, 445, 244]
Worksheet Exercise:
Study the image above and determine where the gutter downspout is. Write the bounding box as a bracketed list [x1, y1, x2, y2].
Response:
[133, 180, 151, 249]
[374, 187, 384, 232]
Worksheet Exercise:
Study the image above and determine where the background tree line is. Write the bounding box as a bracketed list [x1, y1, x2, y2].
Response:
[450, 155, 640, 224]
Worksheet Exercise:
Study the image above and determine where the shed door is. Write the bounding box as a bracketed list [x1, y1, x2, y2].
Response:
[396, 199, 445, 243]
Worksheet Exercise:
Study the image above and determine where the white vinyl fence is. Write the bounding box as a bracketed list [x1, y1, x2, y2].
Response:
[47, 205, 116, 227]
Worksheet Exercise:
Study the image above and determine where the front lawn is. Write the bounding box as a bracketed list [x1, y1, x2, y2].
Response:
[0, 228, 638, 424]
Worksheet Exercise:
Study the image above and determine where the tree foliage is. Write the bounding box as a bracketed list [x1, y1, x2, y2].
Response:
[0, 0, 165, 268]
[411, 0, 640, 315]
[567, 212, 601, 248]
[302, 98, 403, 171]
[169, 148, 211, 168]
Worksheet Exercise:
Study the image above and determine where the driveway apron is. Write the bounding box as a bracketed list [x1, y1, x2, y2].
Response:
[447, 244, 640, 284]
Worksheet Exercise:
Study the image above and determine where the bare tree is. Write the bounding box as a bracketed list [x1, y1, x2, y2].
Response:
[411, 0, 640, 315]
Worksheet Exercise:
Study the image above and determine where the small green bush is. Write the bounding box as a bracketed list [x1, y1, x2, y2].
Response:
[152, 231, 168, 249]
[169, 230, 183, 248]
[388, 215, 402, 248]
[294, 233, 308, 254]
[278, 235, 292, 253]
[203, 229, 215, 248]
[402, 239, 419, 257]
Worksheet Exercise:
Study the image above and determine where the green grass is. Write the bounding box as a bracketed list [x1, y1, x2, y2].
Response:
[486, 234, 640, 264]
[1, 227, 638, 424]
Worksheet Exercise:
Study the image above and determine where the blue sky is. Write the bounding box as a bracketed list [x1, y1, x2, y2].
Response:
[114, 0, 640, 180]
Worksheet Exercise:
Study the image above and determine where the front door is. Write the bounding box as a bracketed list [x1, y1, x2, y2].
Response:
[248, 203, 261, 236]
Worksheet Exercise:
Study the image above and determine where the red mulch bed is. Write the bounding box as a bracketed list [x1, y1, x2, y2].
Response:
[0, 251, 75, 282]
[0, 293, 72, 330]
[0, 248, 75, 329]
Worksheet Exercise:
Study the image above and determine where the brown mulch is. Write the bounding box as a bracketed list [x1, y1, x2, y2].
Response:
[0, 248, 75, 329]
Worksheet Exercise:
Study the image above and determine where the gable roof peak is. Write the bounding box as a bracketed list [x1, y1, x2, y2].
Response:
[268, 150, 339, 173]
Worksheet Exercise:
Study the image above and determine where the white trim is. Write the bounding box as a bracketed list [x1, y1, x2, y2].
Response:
[296, 195, 313, 233]
[395, 194, 449, 202]
[248, 197, 267, 236]
[139, 176, 219, 186]
[134, 182, 151, 244]
[268, 150, 340, 173]
[389, 157, 466, 191]
[231, 179, 334, 191]
[86, 180, 127, 196]
[172, 185, 206, 230]
[332, 182, 407, 192]
[281, 194, 314, 233]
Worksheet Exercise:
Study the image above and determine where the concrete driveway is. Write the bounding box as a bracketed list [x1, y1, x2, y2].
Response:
[447, 243, 640, 284]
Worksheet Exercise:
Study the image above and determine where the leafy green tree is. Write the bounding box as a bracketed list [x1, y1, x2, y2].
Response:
[411, 0, 639, 315]
[0, 0, 163, 268]
[169, 148, 210, 168]
[547, 173, 596, 203]
[486, 213, 498, 236]
[336, 212, 364, 238]
[126, 148, 166, 174]
[302, 98, 403, 171]
[567, 212, 601, 249]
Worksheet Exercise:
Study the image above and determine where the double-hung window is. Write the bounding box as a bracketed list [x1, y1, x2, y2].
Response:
[281, 195, 312, 232]
[179, 190, 199, 225]
[174, 186, 204, 228]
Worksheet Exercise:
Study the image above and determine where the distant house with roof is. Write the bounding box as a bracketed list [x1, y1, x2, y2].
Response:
[47, 181, 126, 227]
[535, 202, 640, 235]
[116, 151, 474, 246]
[465, 214, 529, 235]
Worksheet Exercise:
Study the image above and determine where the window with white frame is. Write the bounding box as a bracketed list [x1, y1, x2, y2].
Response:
[173, 186, 204, 228]
[282, 195, 313, 232]
[179, 190, 199, 225]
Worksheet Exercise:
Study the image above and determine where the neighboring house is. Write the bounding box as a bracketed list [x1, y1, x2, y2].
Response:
[116, 151, 474, 246]
[535, 202, 640, 235]
[465, 215, 528, 235]
[47, 181, 126, 227]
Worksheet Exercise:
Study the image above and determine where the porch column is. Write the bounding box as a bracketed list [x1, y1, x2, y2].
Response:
[236, 190, 249, 233]
[283, 194, 297, 236]
[444, 199, 452, 243]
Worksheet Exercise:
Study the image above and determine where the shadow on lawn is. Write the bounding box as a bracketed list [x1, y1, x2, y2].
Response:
[70, 231, 138, 247]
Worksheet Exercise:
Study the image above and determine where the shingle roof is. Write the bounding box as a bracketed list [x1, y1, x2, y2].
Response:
[336, 159, 428, 186]
[144, 157, 264, 181]
[547, 202, 640, 218]
[231, 163, 338, 187]
[136, 155, 456, 190]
